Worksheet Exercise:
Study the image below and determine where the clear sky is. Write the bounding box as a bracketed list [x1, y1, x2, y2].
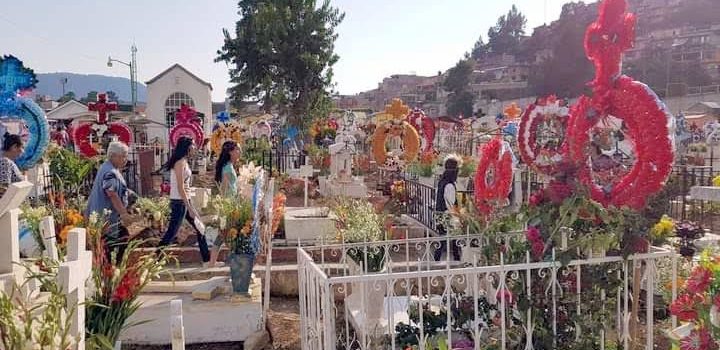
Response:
[0, 0, 592, 101]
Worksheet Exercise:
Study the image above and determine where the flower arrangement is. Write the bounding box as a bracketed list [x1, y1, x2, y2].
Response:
[19, 203, 50, 251]
[305, 143, 330, 171]
[0, 260, 76, 350]
[85, 212, 172, 348]
[309, 118, 337, 144]
[135, 197, 170, 229]
[271, 192, 286, 237]
[331, 197, 388, 272]
[55, 208, 84, 245]
[46, 144, 95, 205]
[458, 156, 477, 178]
[208, 194, 254, 254]
[667, 249, 720, 349]
[650, 214, 675, 245]
[676, 220, 705, 257]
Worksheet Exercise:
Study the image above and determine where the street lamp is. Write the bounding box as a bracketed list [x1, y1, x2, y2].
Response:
[107, 44, 138, 112]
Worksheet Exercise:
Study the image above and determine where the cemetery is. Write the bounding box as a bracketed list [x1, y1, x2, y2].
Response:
[5, 0, 720, 349]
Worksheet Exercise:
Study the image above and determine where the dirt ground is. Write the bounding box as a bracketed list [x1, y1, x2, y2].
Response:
[123, 297, 301, 350]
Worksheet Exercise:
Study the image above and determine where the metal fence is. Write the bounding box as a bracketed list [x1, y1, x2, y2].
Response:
[404, 176, 437, 232]
[297, 234, 677, 350]
[39, 158, 139, 200]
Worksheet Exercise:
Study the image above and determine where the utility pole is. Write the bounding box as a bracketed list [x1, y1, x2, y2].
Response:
[60, 77, 68, 97]
[108, 44, 138, 112]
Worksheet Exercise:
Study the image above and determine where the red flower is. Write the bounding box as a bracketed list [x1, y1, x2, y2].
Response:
[529, 191, 544, 206]
[546, 181, 573, 204]
[680, 327, 717, 350]
[670, 294, 699, 321]
[630, 237, 649, 254]
[112, 269, 141, 303]
[525, 226, 541, 242]
[531, 241, 545, 260]
[686, 267, 712, 295]
[496, 288, 514, 304]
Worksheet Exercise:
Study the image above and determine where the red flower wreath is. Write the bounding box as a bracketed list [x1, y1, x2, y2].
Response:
[566, 0, 673, 209]
[474, 137, 513, 214]
[518, 96, 570, 175]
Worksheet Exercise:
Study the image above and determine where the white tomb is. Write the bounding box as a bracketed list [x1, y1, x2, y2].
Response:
[322, 128, 367, 198]
[283, 207, 337, 243]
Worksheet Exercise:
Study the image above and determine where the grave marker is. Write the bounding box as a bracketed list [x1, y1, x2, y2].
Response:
[58, 228, 93, 350]
[171, 299, 186, 350]
[40, 215, 58, 261]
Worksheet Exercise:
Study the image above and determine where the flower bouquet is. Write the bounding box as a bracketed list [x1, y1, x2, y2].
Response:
[207, 195, 254, 254]
[332, 197, 388, 273]
[668, 249, 720, 349]
[134, 197, 170, 230]
[676, 220, 704, 258]
[85, 212, 172, 348]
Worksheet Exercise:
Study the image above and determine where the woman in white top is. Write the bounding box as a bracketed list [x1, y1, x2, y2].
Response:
[158, 136, 210, 264]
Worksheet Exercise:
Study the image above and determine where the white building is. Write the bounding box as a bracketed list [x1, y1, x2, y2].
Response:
[145, 64, 213, 144]
[46, 100, 88, 122]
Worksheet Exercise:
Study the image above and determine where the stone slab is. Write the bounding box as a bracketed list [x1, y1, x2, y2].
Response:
[325, 181, 367, 198]
[283, 207, 337, 243]
[120, 279, 263, 345]
[192, 276, 232, 300]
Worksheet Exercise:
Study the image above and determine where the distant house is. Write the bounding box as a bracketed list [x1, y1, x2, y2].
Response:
[145, 64, 213, 144]
[46, 100, 88, 122]
[685, 102, 720, 128]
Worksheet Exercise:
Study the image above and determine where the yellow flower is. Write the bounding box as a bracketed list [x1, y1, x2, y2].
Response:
[241, 221, 252, 236]
[227, 228, 238, 239]
[59, 225, 72, 243]
[713, 175, 720, 187]
[650, 215, 674, 241]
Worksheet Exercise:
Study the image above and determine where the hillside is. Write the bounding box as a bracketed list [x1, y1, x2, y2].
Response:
[35, 73, 147, 102]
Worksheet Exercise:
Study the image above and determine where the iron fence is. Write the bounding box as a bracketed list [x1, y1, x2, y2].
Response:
[403, 176, 437, 232]
[297, 235, 677, 350]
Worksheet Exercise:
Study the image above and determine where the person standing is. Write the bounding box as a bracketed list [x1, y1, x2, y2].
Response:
[158, 137, 210, 265]
[433, 157, 461, 261]
[0, 133, 24, 186]
[206, 141, 241, 267]
[86, 141, 134, 264]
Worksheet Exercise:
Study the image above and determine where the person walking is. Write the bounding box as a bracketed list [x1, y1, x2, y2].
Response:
[86, 141, 135, 264]
[206, 140, 241, 267]
[433, 156, 461, 261]
[158, 136, 211, 265]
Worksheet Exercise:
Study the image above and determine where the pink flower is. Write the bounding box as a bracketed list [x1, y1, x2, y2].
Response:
[525, 226, 541, 242]
[528, 191, 544, 206]
[686, 267, 712, 295]
[496, 288, 514, 304]
[531, 241, 545, 259]
[680, 327, 716, 350]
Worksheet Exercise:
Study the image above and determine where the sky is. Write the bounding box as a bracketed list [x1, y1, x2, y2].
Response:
[0, 0, 592, 101]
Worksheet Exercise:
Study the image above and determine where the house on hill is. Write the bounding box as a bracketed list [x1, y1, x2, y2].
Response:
[145, 64, 212, 144]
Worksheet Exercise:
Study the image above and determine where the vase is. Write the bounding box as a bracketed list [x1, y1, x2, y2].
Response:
[456, 177, 469, 192]
[227, 252, 255, 295]
[347, 258, 386, 324]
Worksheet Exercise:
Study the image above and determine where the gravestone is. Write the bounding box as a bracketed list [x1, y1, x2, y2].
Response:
[40, 215, 59, 261]
[58, 228, 93, 350]
[171, 299, 186, 350]
[0, 181, 33, 293]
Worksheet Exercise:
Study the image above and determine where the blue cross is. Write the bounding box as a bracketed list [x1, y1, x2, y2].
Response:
[0, 56, 37, 115]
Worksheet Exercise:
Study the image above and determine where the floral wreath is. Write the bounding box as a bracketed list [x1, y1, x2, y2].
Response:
[210, 121, 244, 154]
[169, 104, 204, 148]
[406, 108, 435, 153]
[474, 137, 513, 215]
[518, 96, 570, 175]
[371, 99, 420, 165]
[565, 0, 674, 209]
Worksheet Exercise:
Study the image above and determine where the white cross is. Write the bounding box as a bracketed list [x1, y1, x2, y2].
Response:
[0, 181, 33, 293]
[170, 299, 186, 350]
[58, 228, 93, 350]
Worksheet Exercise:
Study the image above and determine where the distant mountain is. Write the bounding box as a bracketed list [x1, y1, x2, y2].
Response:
[35, 73, 147, 102]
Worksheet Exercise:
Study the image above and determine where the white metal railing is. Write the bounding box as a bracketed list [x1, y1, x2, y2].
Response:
[298, 234, 678, 350]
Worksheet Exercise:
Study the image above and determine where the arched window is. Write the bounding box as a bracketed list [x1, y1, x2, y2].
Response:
[164, 92, 195, 127]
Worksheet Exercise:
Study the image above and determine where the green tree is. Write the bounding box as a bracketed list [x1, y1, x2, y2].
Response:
[106, 90, 119, 102]
[57, 91, 76, 103]
[528, 2, 595, 98]
[470, 35, 488, 60]
[81, 91, 98, 103]
[443, 59, 475, 118]
[487, 5, 527, 55]
[216, 0, 344, 126]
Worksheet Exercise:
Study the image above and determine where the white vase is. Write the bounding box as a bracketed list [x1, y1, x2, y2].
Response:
[456, 177, 469, 191]
[347, 258, 386, 323]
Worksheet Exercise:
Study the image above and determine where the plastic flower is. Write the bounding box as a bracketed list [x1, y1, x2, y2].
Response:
[670, 294, 699, 321]
[526, 226, 541, 242]
[528, 190, 544, 206]
[112, 269, 141, 302]
[686, 266, 712, 295]
[546, 181, 573, 204]
[713, 175, 720, 187]
[679, 327, 716, 350]
[59, 225, 72, 243]
[651, 215, 675, 241]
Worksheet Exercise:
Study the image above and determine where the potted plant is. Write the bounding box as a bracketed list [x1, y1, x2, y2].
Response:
[208, 194, 254, 299]
[332, 198, 388, 323]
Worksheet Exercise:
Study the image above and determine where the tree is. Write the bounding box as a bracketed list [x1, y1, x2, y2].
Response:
[216, 0, 344, 126]
[470, 35, 488, 60]
[81, 91, 98, 103]
[443, 59, 475, 118]
[528, 2, 595, 98]
[57, 91, 76, 103]
[106, 90, 119, 102]
[487, 5, 527, 55]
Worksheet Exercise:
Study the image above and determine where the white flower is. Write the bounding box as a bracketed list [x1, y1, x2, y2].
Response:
[88, 212, 99, 226]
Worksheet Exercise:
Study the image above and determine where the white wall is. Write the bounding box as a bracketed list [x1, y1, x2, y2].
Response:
[145, 66, 212, 146]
